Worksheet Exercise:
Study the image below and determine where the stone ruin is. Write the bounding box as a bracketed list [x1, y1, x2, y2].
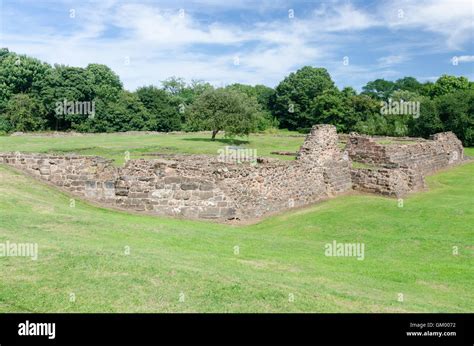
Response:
[346, 131, 464, 196]
[0, 125, 466, 222]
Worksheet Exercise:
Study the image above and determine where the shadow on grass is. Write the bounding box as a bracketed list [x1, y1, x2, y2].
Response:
[181, 137, 250, 145]
[50, 146, 98, 152]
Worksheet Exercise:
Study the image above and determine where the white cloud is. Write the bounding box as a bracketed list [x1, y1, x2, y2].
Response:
[379, 0, 474, 49]
[111, 4, 250, 46]
[2, 0, 374, 89]
[311, 3, 379, 32]
[455, 55, 474, 63]
[377, 55, 408, 67]
[2, 0, 473, 91]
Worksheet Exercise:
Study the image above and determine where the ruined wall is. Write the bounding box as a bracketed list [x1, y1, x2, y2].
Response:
[0, 125, 465, 221]
[0, 125, 352, 221]
[112, 124, 351, 219]
[0, 154, 117, 199]
[297, 125, 352, 195]
[346, 131, 464, 197]
[0, 153, 239, 219]
[347, 132, 464, 173]
[350, 167, 425, 197]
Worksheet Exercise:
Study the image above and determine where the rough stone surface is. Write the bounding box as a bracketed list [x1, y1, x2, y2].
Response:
[0, 125, 465, 221]
[350, 167, 425, 197]
[346, 132, 464, 173]
[346, 131, 464, 197]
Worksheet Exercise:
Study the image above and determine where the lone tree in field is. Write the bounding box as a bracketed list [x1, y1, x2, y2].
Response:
[187, 87, 261, 140]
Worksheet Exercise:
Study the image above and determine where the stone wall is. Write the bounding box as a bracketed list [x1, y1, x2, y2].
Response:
[350, 167, 425, 197]
[0, 125, 465, 221]
[0, 125, 352, 221]
[297, 125, 352, 196]
[346, 131, 464, 197]
[0, 154, 117, 198]
[346, 132, 464, 173]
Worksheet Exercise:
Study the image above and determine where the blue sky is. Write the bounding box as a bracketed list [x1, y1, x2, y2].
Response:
[1, 0, 473, 91]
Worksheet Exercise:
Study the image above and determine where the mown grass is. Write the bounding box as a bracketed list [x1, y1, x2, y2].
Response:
[0, 132, 305, 165]
[0, 154, 472, 312]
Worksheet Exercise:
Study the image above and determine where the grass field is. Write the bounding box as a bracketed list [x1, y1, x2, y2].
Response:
[0, 137, 472, 312]
[0, 132, 304, 165]
[0, 140, 474, 312]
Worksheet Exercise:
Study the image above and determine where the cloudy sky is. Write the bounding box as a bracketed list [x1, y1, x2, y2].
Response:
[1, 0, 473, 91]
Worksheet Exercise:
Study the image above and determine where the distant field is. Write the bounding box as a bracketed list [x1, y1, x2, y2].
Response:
[1, 132, 472, 165]
[0, 154, 472, 312]
[0, 132, 305, 165]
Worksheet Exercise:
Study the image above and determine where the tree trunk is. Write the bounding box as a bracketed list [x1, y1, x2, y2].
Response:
[211, 129, 219, 141]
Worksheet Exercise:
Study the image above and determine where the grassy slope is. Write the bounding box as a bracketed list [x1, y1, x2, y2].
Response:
[0, 153, 472, 312]
[0, 132, 305, 165]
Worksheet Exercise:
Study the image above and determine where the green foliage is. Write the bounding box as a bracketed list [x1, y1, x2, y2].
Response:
[353, 91, 413, 137]
[420, 81, 435, 96]
[430, 75, 470, 97]
[136, 86, 181, 131]
[310, 89, 352, 132]
[225, 84, 278, 131]
[390, 89, 420, 102]
[273, 66, 336, 130]
[254, 110, 279, 132]
[361, 79, 396, 100]
[0, 50, 52, 112]
[3, 93, 47, 132]
[38, 65, 94, 129]
[307, 89, 381, 133]
[355, 76, 474, 144]
[394, 77, 422, 94]
[187, 88, 261, 139]
[162, 77, 213, 106]
[349, 94, 380, 128]
[161, 76, 187, 96]
[0, 49, 472, 144]
[409, 97, 444, 138]
[341, 86, 357, 98]
[354, 114, 386, 136]
[161, 77, 214, 125]
[226, 83, 275, 111]
[83, 91, 151, 132]
[435, 90, 474, 146]
[356, 113, 411, 137]
[85, 64, 123, 102]
[225, 83, 257, 97]
[254, 84, 276, 110]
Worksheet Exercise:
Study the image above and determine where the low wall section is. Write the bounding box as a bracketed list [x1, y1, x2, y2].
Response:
[0, 125, 352, 221]
[0, 126, 465, 220]
[347, 132, 464, 172]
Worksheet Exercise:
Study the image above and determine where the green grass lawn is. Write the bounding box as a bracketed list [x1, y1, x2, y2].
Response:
[0, 132, 305, 165]
[0, 153, 472, 312]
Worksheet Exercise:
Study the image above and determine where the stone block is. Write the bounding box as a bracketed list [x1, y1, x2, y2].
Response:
[181, 183, 198, 190]
[164, 176, 182, 184]
[199, 182, 214, 191]
[151, 189, 173, 199]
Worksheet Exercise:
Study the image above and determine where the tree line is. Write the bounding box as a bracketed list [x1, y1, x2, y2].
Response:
[1, 48, 473, 146]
